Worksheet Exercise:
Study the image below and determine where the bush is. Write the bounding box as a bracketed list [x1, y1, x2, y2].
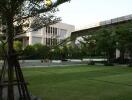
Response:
[23, 45, 36, 59]
[23, 44, 50, 60]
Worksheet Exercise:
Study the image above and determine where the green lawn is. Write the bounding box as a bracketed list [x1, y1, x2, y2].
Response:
[23, 65, 132, 100]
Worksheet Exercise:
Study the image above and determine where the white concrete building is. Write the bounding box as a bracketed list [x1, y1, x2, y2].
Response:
[17, 22, 75, 47]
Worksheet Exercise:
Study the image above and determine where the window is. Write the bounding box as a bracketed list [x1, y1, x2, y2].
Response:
[51, 27, 52, 33]
[48, 27, 50, 33]
[46, 38, 50, 45]
[55, 28, 57, 36]
[46, 27, 48, 33]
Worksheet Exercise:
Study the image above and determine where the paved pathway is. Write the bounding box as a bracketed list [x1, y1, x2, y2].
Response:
[0, 60, 87, 68]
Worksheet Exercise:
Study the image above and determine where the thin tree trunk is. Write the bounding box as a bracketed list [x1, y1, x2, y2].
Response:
[6, 14, 14, 100]
[120, 49, 125, 64]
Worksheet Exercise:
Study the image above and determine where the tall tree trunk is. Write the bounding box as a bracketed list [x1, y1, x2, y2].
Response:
[6, 13, 14, 100]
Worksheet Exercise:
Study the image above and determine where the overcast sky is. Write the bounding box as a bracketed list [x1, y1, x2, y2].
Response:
[56, 0, 132, 30]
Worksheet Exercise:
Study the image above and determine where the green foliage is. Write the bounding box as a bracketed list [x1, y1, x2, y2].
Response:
[23, 45, 36, 59]
[71, 45, 82, 59]
[23, 43, 50, 59]
[115, 22, 132, 63]
[50, 44, 82, 60]
[51, 47, 61, 60]
[92, 29, 116, 62]
[33, 43, 50, 59]
[78, 28, 116, 61]
[13, 41, 22, 52]
[80, 35, 96, 58]
[116, 23, 132, 49]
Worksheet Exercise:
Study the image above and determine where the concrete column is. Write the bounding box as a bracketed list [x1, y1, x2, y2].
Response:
[29, 32, 32, 45]
[116, 49, 120, 59]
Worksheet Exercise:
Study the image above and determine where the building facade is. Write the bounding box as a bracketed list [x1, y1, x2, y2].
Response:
[17, 22, 75, 47]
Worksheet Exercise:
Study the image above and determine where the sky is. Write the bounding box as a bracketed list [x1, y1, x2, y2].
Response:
[56, 0, 132, 30]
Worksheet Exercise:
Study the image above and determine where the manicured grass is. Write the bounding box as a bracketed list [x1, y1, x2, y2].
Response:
[23, 65, 132, 100]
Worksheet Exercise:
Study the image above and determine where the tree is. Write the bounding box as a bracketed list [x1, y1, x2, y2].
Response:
[115, 22, 132, 64]
[95, 29, 116, 64]
[79, 35, 96, 58]
[0, 0, 70, 99]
